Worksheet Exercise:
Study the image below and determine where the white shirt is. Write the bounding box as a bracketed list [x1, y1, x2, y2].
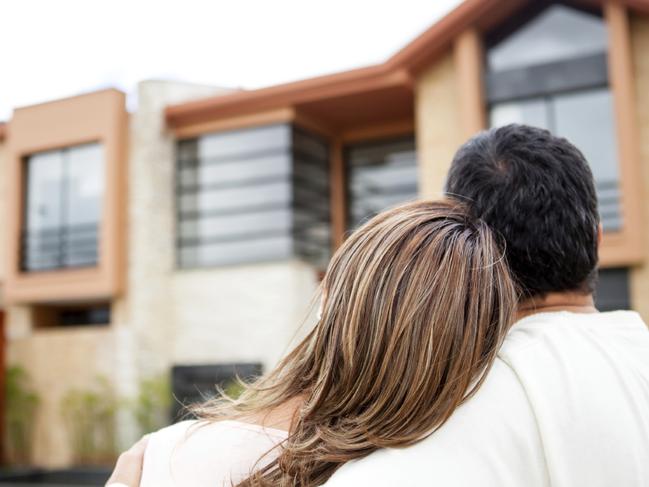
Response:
[140, 420, 287, 487]
[325, 311, 649, 486]
[141, 311, 649, 486]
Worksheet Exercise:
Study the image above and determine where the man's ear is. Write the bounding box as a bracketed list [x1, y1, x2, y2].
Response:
[597, 223, 603, 247]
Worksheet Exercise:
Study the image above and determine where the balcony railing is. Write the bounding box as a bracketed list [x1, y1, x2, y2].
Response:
[20, 223, 99, 271]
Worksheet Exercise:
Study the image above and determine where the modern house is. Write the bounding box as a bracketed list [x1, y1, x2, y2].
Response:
[0, 0, 647, 467]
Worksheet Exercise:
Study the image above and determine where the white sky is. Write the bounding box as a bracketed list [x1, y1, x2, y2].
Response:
[0, 0, 461, 120]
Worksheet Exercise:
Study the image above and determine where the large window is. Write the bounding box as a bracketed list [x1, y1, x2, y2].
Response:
[176, 124, 330, 268]
[485, 5, 621, 231]
[23, 143, 104, 271]
[346, 136, 418, 229]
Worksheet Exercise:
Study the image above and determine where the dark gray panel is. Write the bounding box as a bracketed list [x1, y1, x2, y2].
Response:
[486, 53, 608, 103]
[595, 268, 630, 312]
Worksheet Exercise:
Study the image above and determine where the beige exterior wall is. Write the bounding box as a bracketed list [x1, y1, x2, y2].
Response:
[629, 13, 649, 322]
[0, 140, 6, 297]
[6, 323, 122, 466]
[415, 53, 465, 198]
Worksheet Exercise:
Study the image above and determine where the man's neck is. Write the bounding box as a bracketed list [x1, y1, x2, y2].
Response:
[516, 292, 597, 322]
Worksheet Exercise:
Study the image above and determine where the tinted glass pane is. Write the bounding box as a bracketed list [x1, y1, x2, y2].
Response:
[66, 144, 104, 226]
[23, 143, 102, 271]
[489, 99, 550, 129]
[26, 150, 64, 232]
[179, 235, 293, 268]
[488, 5, 607, 72]
[179, 181, 291, 214]
[489, 88, 621, 232]
[347, 137, 418, 229]
[178, 153, 291, 189]
[179, 209, 292, 241]
[196, 124, 291, 160]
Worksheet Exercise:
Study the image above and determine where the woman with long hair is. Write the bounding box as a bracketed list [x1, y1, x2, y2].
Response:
[137, 199, 517, 487]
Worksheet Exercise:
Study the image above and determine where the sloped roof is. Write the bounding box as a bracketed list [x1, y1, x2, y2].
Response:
[166, 0, 649, 130]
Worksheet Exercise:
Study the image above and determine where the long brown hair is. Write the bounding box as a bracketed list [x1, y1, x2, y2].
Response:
[194, 199, 518, 486]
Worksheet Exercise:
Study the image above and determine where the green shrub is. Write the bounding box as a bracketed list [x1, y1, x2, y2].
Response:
[5, 366, 39, 465]
[61, 376, 118, 465]
[131, 374, 171, 436]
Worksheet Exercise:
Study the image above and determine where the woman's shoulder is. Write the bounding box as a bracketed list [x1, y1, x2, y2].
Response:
[141, 420, 288, 487]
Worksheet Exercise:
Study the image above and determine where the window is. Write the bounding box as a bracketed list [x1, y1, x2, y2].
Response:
[485, 5, 621, 231]
[176, 124, 330, 268]
[33, 302, 111, 328]
[346, 136, 418, 229]
[23, 143, 104, 271]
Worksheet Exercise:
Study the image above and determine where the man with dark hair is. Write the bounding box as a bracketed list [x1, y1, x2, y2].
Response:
[446, 124, 599, 300]
[325, 125, 649, 486]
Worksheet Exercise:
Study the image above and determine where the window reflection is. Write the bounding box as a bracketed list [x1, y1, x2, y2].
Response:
[488, 4, 607, 72]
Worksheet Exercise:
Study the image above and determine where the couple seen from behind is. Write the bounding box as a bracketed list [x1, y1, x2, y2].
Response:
[107, 124, 649, 487]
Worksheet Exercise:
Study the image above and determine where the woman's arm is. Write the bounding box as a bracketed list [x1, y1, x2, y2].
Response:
[105, 435, 149, 487]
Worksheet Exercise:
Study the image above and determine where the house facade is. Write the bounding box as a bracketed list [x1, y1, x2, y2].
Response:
[0, 0, 647, 467]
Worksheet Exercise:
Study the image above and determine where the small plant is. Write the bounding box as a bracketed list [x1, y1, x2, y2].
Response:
[223, 379, 246, 399]
[5, 366, 40, 465]
[132, 374, 171, 436]
[61, 376, 118, 465]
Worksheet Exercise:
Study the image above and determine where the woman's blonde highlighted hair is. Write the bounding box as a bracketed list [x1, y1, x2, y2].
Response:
[193, 199, 518, 486]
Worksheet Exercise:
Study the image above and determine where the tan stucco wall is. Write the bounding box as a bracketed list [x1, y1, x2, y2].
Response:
[0, 140, 6, 297]
[415, 52, 464, 198]
[629, 13, 649, 322]
[6, 320, 123, 466]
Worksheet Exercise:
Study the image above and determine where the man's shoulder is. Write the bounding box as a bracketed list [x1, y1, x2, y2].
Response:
[325, 359, 546, 487]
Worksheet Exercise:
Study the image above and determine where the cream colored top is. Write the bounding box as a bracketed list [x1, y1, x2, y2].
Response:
[142, 311, 649, 486]
[325, 311, 649, 486]
[140, 419, 288, 487]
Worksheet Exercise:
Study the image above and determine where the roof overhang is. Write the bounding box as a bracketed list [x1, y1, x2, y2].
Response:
[167, 65, 414, 136]
[166, 0, 649, 136]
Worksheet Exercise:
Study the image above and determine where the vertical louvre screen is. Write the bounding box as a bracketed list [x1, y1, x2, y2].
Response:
[292, 127, 331, 269]
[23, 143, 103, 271]
[346, 136, 418, 229]
[176, 124, 330, 268]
